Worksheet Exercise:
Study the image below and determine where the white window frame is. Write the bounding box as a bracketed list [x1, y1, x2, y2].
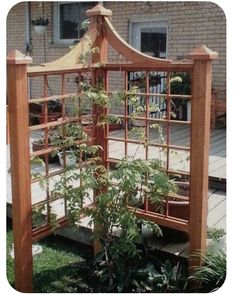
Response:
[129, 16, 169, 58]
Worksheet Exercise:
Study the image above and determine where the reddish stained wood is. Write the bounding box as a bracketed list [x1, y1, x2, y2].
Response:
[103, 17, 172, 65]
[7, 51, 33, 292]
[27, 62, 193, 76]
[41, 21, 99, 68]
[6, 105, 9, 144]
[134, 209, 189, 232]
[91, 23, 109, 256]
[188, 46, 217, 269]
[86, 3, 112, 17]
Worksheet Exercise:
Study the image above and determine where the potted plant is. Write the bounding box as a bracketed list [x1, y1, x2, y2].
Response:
[169, 73, 191, 121]
[147, 179, 190, 242]
[32, 17, 49, 35]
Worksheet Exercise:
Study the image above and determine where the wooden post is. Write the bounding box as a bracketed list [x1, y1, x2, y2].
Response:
[188, 46, 218, 269]
[7, 50, 33, 292]
[86, 4, 112, 256]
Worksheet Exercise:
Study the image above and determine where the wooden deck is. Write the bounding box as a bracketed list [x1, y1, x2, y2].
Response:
[108, 124, 226, 179]
[6, 125, 226, 257]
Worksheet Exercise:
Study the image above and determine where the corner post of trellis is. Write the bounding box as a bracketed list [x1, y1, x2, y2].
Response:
[86, 4, 112, 255]
[188, 46, 218, 268]
[7, 50, 33, 292]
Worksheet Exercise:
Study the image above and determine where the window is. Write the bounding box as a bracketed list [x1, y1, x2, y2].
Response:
[53, 2, 96, 45]
[140, 27, 167, 58]
[129, 19, 168, 118]
[130, 19, 168, 58]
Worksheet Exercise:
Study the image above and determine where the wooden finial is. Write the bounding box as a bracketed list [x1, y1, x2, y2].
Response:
[7, 50, 32, 65]
[86, 3, 112, 17]
[188, 45, 218, 60]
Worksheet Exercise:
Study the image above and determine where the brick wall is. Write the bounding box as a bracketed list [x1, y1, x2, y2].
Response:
[105, 1, 226, 90]
[7, 2, 27, 53]
[7, 1, 226, 97]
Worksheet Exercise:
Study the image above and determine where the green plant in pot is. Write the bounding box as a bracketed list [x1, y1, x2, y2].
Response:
[169, 72, 191, 121]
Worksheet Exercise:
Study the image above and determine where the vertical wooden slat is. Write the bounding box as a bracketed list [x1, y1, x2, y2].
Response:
[145, 71, 149, 161]
[165, 73, 171, 217]
[43, 75, 51, 225]
[188, 46, 218, 268]
[91, 13, 109, 255]
[6, 105, 9, 144]
[7, 50, 33, 292]
[124, 71, 128, 156]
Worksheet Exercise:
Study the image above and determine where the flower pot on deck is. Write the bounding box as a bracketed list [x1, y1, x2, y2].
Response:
[148, 181, 190, 242]
[148, 182, 190, 220]
[39, 112, 61, 124]
[109, 123, 122, 132]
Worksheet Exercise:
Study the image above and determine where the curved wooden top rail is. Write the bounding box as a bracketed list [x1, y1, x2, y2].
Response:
[40, 20, 99, 68]
[28, 4, 174, 74]
[103, 16, 172, 65]
[27, 3, 196, 75]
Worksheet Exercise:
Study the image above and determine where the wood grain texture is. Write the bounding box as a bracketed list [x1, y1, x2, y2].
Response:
[189, 58, 213, 269]
[7, 51, 33, 292]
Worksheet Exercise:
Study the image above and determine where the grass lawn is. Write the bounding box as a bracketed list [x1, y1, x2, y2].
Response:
[7, 219, 191, 293]
[7, 219, 98, 293]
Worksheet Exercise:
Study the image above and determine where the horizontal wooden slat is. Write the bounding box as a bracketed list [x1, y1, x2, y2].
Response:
[28, 93, 78, 103]
[32, 217, 68, 242]
[134, 208, 189, 232]
[107, 136, 190, 151]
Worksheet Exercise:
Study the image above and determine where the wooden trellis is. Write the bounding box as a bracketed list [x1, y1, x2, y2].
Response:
[7, 4, 218, 292]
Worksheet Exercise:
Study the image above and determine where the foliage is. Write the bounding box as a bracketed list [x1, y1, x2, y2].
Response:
[47, 100, 62, 112]
[7, 220, 188, 293]
[32, 17, 49, 26]
[49, 154, 177, 292]
[127, 85, 160, 115]
[190, 242, 226, 292]
[135, 261, 188, 293]
[29, 56, 183, 292]
[207, 227, 225, 240]
[170, 72, 191, 96]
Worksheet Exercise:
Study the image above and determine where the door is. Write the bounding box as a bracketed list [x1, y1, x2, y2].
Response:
[130, 21, 168, 118]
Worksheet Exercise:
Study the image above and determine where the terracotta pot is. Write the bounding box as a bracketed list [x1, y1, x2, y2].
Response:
[39, 112, 61, 124]
[109, 123, 122, 132]
[148, 182, 190, 220]
[83, 126, 94, 138]
[148, 181, 190, 241]
[83, 126, 96, 146]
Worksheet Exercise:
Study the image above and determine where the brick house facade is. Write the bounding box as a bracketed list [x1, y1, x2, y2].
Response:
[7, 1, 226, 98]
